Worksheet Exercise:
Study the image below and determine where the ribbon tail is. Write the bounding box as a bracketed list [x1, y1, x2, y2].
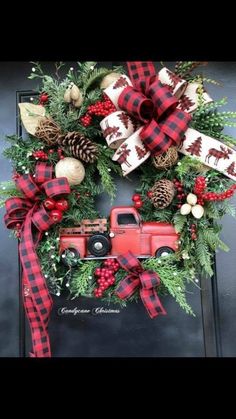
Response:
[23, 274, 51, 357]
[19, 209, 53, 357]
[140, 288, 166, 318]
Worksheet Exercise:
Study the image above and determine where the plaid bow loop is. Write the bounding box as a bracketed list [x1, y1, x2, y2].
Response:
[116, 251, 166, 318]
[117, 62, 191, 155]
[4, 162, 71, 357]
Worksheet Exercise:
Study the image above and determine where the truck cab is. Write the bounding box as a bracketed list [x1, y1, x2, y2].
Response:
[59, 206, 179, 263]
[109, 206, 179, 257]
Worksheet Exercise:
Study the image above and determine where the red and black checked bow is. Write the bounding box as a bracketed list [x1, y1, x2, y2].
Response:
[115, 251, 166, 318]
[4, 162, 70, 357]
[118, 61, 191, 155]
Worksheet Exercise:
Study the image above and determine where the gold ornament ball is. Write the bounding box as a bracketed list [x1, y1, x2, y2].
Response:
[100, 72, 123, 89]
[187, 193, 198, 206]
[180, 203, 192, 215]
[55, 157, 85, 186]
[191, 204, 204, 219]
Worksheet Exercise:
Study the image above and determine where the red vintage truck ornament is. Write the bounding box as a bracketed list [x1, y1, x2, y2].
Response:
[59, 206, 179, 264]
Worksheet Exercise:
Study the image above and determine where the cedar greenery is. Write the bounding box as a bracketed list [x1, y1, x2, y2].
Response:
[2, 61, 236, 316]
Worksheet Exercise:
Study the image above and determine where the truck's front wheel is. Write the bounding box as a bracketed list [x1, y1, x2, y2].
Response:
[61, 248, 80, 267]
[88, 234, 111, 257]
[155, 247, 174, 258]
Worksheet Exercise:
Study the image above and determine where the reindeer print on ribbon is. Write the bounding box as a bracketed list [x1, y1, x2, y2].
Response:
[179, 127, 236, 181]
[205, 145, 233, 166]
[103, 120, 121, 142]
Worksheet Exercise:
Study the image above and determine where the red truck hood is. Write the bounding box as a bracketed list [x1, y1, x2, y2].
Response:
[142, 221, 177, 235]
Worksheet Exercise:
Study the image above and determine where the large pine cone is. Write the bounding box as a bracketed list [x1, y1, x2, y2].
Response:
[150, 179, 175, 209]
[58, 131, 98, 163]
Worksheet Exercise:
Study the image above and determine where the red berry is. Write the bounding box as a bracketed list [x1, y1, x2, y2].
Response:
[147, 191, 153, 198]
[39, 93, 49, 103]
[177, 204, 182, 209]
[132, 193, 141, 202]
[95, 268, 101, 276]
[191, 233, 197, 240]
[49, 209, 63, 223]
[134, 200, 143, 209]
[43, 198, 56, 210]
[55, 199, 69, 212]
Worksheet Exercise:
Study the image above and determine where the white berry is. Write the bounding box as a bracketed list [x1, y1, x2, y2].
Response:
[70, 67, 74, 71]
[32, 67, 36, 72]
[195, 279, 199, 283]
[30, 97, 34, 101]
[61, 254, 66, 258]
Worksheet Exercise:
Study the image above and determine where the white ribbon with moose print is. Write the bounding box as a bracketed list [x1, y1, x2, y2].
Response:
[179, 128, 236, 181]
[100, 66, 236, 181]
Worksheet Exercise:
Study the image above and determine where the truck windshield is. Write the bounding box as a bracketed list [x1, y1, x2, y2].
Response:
[117, 213, 139, 225]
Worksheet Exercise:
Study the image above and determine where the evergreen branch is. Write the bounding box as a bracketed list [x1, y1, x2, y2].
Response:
[70, 260, 99, 298]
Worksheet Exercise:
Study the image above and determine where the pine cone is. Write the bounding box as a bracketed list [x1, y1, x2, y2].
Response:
[150, 179, 175, 209]
[58, 131, 99, 163]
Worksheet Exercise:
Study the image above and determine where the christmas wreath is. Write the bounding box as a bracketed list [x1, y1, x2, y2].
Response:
[1, 61, 236, 357]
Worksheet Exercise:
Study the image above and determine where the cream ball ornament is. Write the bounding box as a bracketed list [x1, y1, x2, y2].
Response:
[180, 203, 192, 215]
[187, 193, 198, 206]
[191, 204, 204, 219]
[64, 88, 72, 103]
[70, 84, 81, 101]
[55, 157, 85, 186]
[100, 72, 123, 89]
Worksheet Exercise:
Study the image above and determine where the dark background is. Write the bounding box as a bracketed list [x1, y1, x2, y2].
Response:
[0, 62, 235, 357]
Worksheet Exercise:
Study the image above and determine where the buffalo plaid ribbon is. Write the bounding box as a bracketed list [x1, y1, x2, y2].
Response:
[116, 251, 166, 318]
[118, 61, 191, 155]
[4, 162, 70, 357]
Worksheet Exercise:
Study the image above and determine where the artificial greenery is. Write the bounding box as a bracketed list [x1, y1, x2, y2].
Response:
[2, 61, 236, 317]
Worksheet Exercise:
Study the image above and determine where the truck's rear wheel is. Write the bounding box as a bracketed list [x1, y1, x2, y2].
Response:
[155, 247, 174, 257]
[88, 234, 111, 257]
[61, 248, 80, 267]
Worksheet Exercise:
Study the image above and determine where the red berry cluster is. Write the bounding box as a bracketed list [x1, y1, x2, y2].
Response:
[132, 193, 143, 209]
[94, 258, 120, 298]
[190, 224, 197, 240]
[57, 148, 64, 160]
[193, 176, 207, 205]
[39, 93, 49, 105]
[80, 114, 92, 127]
[80, 94, 116, 127]
[173, 179, 185, 208]
[33, 150, 48, 160]
[202, 185, 236, 201]
[43, 198, 69, 223]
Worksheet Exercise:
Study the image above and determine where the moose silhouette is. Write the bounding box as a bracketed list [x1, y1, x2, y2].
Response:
[205, 145, 233, 166]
